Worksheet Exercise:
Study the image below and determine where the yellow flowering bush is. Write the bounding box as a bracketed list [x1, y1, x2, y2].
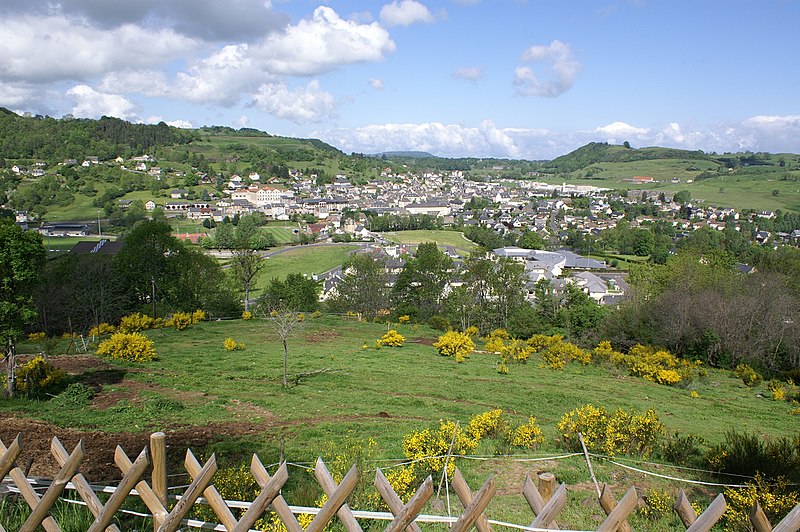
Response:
[376, 329, 405, 347]
[558, 403, 664, 457]
[723, 474, 800, 531]
[434, 330, 475, 363]
[466, 409, 507, 440]
[639, 488, 673, 519]
[89, 323, 116, 337]
[27, 332, 46, 341]
[224, 338, 246, 351]
[165, 311, 193, 331]
[96, 332, 157, 362]
[734, 363, 761, 387]
[465, 326, 479, 338]
[398, 315, 411, 323]
[509, 417, 545, 449]
[241, 310, 253, 320]
[191, 309, 207, 322]
[15, 355, 66, 399]
[119, 312, 159, 333]
[499, 338, 534, 363]
[402, 419, 478, 477]
[483, 328, 510, 353]
[384, 465, 417, 504]
[527, 334, 563, 353]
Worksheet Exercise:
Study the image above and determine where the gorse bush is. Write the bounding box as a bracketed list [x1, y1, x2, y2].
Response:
[96, 332, 157, 362]
[224, 338, 246, 351]
[592, 341, 702, 386]
[539, 340, 590, 370]
[118, 313, 159, 333]
[15, 356, 66, 399]
[88, 323, 116, 337]
[376, 329, 405, 347]
[434, 330, 475, 362]
[558, 403, 665, 457]
[735, 363, 762, 387]
[723, 474, 800, 531]
[658, 431, 707, 468]
[166, 311, 193, 331]
[509, 417, 545, 449]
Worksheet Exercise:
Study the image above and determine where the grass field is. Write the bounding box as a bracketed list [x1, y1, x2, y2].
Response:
[381, 230, 477, 254]
[254, 244, 361, 290]
[3, 315, 797, 528]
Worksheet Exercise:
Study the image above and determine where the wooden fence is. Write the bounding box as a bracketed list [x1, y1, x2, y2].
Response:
[2, 432, 800, 532]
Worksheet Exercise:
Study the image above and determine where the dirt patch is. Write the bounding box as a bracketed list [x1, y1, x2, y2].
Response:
[225, 399, 276, 421]
[305, 329, 341, 343]
[411, 337, 436, 346]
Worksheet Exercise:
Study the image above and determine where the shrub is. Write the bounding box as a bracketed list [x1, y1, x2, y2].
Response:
[498, 338, 534, 364]
[558, 404, 664, 458]
[466, 409, 507, 440]
[51, 383, 95, 407]
[723, 474, 800, 531]
[224, 338, 246, 351]
[540, 340, 590, 370]
[527, 334, 562, 353]
[27, 332, 46, 342]
[241, 310, 253, 320]
[735, 364, 761, 387]
[96, 332, 157, 362]
[402, 420, 478, 477]
[166, 311, 193, 331]
[118, 313, 158, 333]
[509, 417, 545, 449]
[484, 329, 510, 353]
[15, 356, 66, 399]
[465, 326, 479, 338]
[658, 431, 706, 468]
[706, 430, 800, 483]
[638, 488, 673, 520]
[428, 315, 450, 331]
[191, 309, 206, 323]
[434, 330, 475, 363]
[89, 323, 116, 337]
[376, 329, 405, 347]
[398, 315, 410, 324]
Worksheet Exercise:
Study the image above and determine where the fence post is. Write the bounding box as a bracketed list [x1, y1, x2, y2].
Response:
[374, 468, 423, 532]
[150, 432, 168, 509]
[596, 486, 638, 532]
[674, 489, 697, 527]
[451, 468, 492, 532]
[538, 472, 557, 503]
[315, 457, 361, 532]
[750, 501, 772, 532]
[773, 499, 800, 532]
[686, 493, 726, 532]
[450, 475, 495, 532]
[531, 483, 568, 530]
[599, 484, 632, 532]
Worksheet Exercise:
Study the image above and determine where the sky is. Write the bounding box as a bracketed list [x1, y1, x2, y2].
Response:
[1, 0, 799, 160]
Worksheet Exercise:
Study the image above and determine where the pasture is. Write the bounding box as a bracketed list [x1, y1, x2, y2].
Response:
[381, 230, 477, 254]
[3, 315, 798, 528]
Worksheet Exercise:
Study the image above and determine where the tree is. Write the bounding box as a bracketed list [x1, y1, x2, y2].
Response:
[392, 242, 453, 321]
[266, 307, 304, 387]
[1, 220, 46, 397]
[114, 220, 182, 317]
[673, 190, 691, 204]
[231, 249, 264, 312]
[518, 230, 546, 250]
[259, 273, 320, 312]
[328, 252, 388, 320]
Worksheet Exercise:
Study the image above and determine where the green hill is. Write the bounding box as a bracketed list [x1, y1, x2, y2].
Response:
[543, 142, 712, 173]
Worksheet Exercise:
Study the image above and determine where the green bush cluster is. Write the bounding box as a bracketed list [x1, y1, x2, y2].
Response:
[15, 355, 66, 399]
[96, 332, 157, 362]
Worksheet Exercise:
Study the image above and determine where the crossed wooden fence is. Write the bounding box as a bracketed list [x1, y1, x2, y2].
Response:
[3, 432, 800, 532]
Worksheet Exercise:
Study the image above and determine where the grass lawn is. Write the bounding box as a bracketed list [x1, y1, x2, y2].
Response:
[381, 230, 477, 254]
[3, 315, 798, 529]
[254, 244, 360, 289]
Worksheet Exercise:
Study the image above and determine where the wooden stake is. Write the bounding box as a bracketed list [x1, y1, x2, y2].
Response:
[578, 432, 601, 498]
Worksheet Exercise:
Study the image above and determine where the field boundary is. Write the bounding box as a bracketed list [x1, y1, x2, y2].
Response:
[2, 432, 799, 531]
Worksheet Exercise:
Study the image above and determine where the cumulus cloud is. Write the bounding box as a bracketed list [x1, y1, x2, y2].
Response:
[369, 78, 385, 90]
[0, 15, 196, 83]
[594, 121, 651, 144]
[252, 80, 336, 123]
[66, 84, 138, 120]
[256, 6, 396, 76]
[514, 40, 583, 97]
[380, 0, 435, 26]
[452, 66, 486, 82]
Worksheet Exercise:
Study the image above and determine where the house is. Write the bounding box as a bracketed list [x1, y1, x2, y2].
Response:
[145, 200, 157, 211]
[39, 223, 91, 237]
[171, 189, 189, 199]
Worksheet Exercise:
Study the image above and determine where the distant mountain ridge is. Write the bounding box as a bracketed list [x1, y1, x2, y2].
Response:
[376, 151, 438, 159]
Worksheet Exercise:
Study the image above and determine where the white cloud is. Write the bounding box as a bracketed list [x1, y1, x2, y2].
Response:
[317, 121, 546, 158]
[452, 66, 485, 82]
[514, 40, 583, 97]
[237, 115, 250, 127]
[0, 15, 196, 83]
[257, 6, 396, 75]
[167, 119, 193, 128]
[594, 121, 651, 144]
[252, 80, 336, 123]
[369, 78, 385, 90]
[66, 84, 138, 120]
[99, 70, 170, 98]
[380, 0, 435, 26]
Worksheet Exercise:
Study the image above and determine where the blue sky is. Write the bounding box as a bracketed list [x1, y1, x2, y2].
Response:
[1, 0, 798, 159]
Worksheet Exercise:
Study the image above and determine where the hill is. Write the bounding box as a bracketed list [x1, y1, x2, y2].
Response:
[543, 142, 712, 173]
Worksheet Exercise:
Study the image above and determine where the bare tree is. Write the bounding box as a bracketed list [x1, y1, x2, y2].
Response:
[265, 307, 305, 387]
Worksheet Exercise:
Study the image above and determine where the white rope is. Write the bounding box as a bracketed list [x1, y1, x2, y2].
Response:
[604, 460, 748, 488]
